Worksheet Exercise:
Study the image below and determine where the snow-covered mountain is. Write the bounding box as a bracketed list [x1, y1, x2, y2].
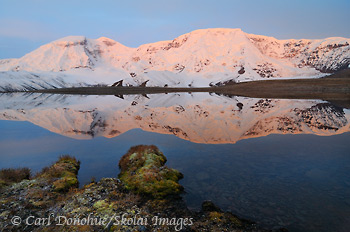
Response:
[0, 28, 349, 91]
[0, 93, 348, 143]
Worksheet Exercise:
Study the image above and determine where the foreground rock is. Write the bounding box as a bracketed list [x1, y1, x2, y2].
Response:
[0, 145, 286, 231]
[118, 145, 184, 199]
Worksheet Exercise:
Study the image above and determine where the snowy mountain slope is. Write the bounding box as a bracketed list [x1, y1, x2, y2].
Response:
[247, 34, 350, 73]
[124, 28, 320, 80]
[0, 93, 348, 143]
[0, 68, 135, 92]
[0, 28, 349, 91]
[0, 36, 135, 72]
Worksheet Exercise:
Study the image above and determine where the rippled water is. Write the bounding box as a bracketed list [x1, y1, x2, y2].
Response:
[0, 92, 349, 232]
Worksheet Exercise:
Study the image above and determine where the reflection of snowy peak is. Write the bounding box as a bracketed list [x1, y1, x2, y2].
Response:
[0, 93, 349, 143]
[0, 28, 349, 91]
[242, 100, 348, 140]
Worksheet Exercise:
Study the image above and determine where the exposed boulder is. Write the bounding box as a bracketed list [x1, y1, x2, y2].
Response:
[118, 145, 184, 199]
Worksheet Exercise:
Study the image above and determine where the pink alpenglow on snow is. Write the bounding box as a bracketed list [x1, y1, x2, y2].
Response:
[0, 28, 349, 91]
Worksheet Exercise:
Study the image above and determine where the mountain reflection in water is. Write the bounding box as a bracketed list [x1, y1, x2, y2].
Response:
[0, 92, 349, 143]
[0, 92, 349, 232]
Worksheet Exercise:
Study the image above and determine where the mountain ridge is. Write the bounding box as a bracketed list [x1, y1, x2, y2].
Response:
[0, 28, 349, 91]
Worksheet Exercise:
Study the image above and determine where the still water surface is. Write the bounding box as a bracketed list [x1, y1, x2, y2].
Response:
[0, 93, 349, 232]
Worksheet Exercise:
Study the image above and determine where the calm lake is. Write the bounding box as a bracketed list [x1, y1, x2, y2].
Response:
[0, 92, 349, 232]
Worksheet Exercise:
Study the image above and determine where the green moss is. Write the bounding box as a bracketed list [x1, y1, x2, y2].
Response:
[70, 206, 92, 215]
[93, 200, 116, 215]
[37, 155, 80, 192]
[0, 179, 6, 189]
[118, 145, 183, 199]
[93, 200, 106, 208]
[53, 176, 78, 192]
[129, 153, 137, 160]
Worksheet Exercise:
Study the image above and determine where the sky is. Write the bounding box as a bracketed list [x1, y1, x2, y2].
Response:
[0, 0, 349, 59]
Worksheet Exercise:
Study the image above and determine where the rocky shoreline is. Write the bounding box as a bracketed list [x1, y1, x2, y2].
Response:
[0, 145, 286, 231]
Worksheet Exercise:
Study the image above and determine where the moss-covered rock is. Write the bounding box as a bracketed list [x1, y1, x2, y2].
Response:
[38, 155, 80, 192]
[118, 145, 184, 199]
[0, 148, 284, 232]
[52, 176, 79, 192]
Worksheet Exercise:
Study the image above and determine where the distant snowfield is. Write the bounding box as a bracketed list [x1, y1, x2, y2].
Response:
[0, 28, 349, 91]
